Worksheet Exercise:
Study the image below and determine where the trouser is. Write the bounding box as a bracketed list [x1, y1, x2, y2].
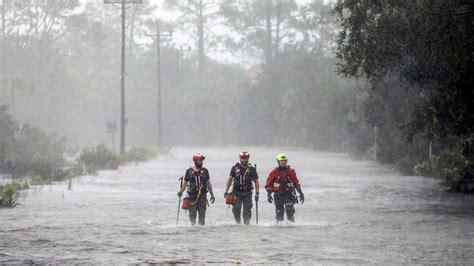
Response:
[188, 195, 207, 225]
[274, 192, 296, 222]
[232, 192, 253, 225]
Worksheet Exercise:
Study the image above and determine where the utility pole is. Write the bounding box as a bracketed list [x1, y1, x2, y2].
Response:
[2, 0, 5, 87]
[104, 0, 142, 154]
[145, 23, 172, 148]
[176, 49, 180, 90]
[374, 125, 378, 161]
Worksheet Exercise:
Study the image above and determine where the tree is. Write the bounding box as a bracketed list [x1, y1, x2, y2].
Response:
[334, 0, 474, 189]
[220, 0, 298, 64]
[164, 0, 221, 88]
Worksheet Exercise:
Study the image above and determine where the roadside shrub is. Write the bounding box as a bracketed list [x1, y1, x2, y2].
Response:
[119, 146, 159, 163]
[69, 162, 85, 177]
[0, 184, 21, 208]
[31, 162, 71, 184]
[414, 152, 473, 192]
[78, 144, 118, 172]
[395, 156, 425, 175]
[8, 124, 66, 178]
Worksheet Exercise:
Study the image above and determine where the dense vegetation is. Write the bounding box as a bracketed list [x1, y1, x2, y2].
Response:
[1, 0, 472, 194]
[334, 0, 474, 192]
[0, 106, 160, 208]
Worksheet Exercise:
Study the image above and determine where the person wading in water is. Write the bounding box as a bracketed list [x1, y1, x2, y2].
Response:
[265, 154, 304, 222]
[177, 153, 215, 225]
[224, 150, 260, 225]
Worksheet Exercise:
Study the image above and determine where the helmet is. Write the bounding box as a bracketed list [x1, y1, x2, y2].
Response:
[276, 153, 288, 161]
[239, 150, 250, 159]
[193, 153, 205, 161]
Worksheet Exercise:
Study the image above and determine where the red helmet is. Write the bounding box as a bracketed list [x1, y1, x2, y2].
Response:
[239, 150, 250, 159]
[192, 153, 205, 161]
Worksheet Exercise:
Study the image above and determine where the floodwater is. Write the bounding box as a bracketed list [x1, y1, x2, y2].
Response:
[1, 147, 473, 264]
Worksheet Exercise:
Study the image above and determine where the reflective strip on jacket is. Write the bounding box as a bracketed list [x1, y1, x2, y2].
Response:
[265, 166, 301, 193]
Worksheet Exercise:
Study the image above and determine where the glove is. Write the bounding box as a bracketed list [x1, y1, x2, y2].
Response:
[177, 191, 183, 197]
[210, 195, 215, 204]
[267, 193, 273, 203]
[299, 193, 305, 204]
[255, 192, 259, 202]
[224, 192, 229, 198]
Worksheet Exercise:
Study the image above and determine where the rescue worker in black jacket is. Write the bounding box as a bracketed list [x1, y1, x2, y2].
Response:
[224, 150, 260, 225]
[177, 153, 215, 225]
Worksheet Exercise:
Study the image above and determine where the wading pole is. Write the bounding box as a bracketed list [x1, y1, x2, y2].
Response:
[255, 164, 258, 225]
[176, 176, 183, 226]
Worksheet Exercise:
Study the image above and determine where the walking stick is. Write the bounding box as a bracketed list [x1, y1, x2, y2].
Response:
[256, 196, 259, 225]
[176, 176, 183, 226]
[255, 164, 258, 225]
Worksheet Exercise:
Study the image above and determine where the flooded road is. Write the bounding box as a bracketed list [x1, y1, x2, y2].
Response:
[1, 147, 473, 264]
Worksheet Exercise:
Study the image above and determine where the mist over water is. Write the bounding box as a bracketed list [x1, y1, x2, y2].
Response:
[1, 147, 473, 264]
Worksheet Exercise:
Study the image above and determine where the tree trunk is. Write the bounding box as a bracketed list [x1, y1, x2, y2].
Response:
[197, 0, 204, 88]
[274, 0, 282, 57]
[265, 0, 273, 65]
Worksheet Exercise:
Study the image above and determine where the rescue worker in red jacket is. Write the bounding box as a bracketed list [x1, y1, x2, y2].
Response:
[177, 153, 215, 225]
[224, 150, 260, 225]
[265, 153, 304, 222]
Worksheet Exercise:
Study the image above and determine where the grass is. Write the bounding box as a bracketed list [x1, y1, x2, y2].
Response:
[0, 183, 26, 208]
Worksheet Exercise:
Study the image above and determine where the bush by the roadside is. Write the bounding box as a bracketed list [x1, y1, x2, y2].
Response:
[32, 162, 72, 183]
[77, 145, 163, 174]
[414, 152, 473, 192]
[78, 144, 118, 173]
[119, 146, 160, 163]
[0, 107, 66, 179]
[395, 156, 425, 175]
[0, 183, 24, 208]
[10, 125, 66, 178]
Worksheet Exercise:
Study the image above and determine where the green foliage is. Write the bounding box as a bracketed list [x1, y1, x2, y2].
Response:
[334, 1, 474, 191]
[415, 152, 472, 192]
[1, 105, 67, 179]
[242, 47, 361, 150]
[11, 125, 66, 178]
[69, 162, 85, 177]
[31, 162, 71, 184]
[0, 183, 21, 208]
[119, 146, 159, 163]
[78, 144, 118, 173]
[0, 106, 18, 172]
[76, 145, 164, 174]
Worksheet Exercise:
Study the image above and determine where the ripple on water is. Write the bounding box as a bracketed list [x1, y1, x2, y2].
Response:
[2, 147, 474, 264]
[29, 239, 53, 245]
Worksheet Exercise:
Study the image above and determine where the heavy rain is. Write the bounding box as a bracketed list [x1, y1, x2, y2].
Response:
[0, 0, 473, 264]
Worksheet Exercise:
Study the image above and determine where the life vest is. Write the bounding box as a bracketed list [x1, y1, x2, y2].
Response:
[273, 166, 294, 193]
[232, 163, 253, 192]
[187, 168, 208, 196]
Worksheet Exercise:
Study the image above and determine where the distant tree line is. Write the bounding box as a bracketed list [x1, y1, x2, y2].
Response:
[1, 0, 472, 192]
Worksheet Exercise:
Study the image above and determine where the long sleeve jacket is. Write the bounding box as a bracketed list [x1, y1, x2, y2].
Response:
[265, 166, 301, 193]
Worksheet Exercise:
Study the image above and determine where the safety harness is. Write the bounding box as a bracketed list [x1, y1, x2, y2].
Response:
[234, 163, 252, 191]
[187, 168, 207, 206]
[273, 166, 294, 192]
